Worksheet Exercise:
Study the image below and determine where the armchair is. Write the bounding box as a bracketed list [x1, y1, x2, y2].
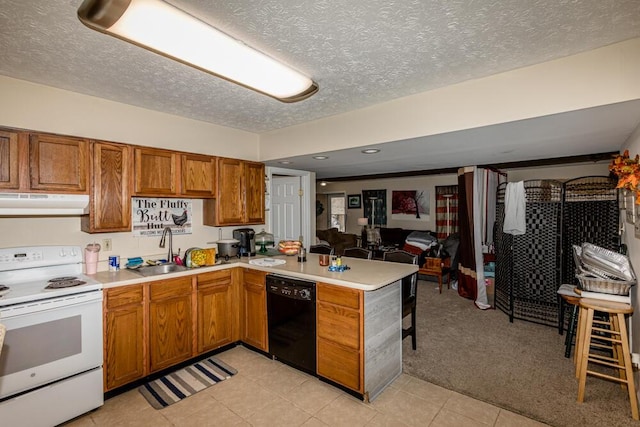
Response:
[418, 233, 460, 294]
[316, 228, 357, 255]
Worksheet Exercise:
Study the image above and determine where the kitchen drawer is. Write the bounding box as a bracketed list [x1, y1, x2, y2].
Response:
[317, 301, 360, 349]
[149, 277, 192, 301]
[317, 338, 362, 392]
[243, 268, 266, 286]
[197, 269, 232, 287]
[317, 282, 361, 310]
[105, 285, 143, 309]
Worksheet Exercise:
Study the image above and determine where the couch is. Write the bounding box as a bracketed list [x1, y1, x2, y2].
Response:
[316, 228, 358, 255]
[364, 227, 437, 249]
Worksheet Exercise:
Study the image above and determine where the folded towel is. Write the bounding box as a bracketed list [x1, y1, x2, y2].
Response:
[405, 231, 437, 246]
[503, 181, 526, 235]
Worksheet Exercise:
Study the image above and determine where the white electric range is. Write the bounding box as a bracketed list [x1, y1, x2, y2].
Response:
[0, 245, 104, 427]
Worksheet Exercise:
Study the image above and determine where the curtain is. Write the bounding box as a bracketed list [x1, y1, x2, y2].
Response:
[362, 189, 387, 226]
[457, 168, 477, 300]
[458, 167, 506, 309]
[435, 185, 459, 239]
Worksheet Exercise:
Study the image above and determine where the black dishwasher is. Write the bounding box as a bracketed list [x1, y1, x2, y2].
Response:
[266, 274, 316, 375]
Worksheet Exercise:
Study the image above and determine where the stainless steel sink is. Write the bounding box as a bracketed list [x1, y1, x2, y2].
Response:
[130, 263, 189, 277]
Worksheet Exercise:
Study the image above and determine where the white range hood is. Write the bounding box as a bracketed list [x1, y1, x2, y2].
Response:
[0, 193, 90, 216]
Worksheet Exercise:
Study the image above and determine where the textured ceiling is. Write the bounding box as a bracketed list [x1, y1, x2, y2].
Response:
[1, 0, 640, 178]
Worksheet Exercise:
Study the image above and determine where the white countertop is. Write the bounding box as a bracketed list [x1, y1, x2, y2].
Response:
[93, 253, 417, 291]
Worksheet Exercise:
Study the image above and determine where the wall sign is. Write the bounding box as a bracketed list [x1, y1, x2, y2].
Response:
[132, 198, 192, 237]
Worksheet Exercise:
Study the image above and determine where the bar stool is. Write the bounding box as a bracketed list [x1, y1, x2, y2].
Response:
[557, 284, 581, 358]
[575, 298, 638, 420]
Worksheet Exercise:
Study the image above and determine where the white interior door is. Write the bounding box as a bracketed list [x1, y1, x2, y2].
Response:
[272, 176, 301, 242]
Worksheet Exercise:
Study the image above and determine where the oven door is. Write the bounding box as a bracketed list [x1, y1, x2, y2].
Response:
[0, 291, 103, 400]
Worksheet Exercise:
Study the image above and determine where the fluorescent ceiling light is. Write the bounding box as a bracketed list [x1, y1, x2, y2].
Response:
[77, 0, 318, 102]
[313, 155, 329, 160]
[361, 149, 381, 154]
[278, 160, 292, 165]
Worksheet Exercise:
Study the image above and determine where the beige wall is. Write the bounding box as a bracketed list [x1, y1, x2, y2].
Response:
[506, 161, 610, 181]
[317, 175, 457, 235]
[0, 75, 263, 270]
[0, 75, 258, 158]
[620, 122, 640, 378]
[317, 161, 610, 236]
[262, 38, 640, 159]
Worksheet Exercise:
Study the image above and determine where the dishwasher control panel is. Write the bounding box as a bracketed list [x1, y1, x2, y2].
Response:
[266, 274, 315, 301]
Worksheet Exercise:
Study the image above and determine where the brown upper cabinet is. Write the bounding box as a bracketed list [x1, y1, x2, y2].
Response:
[29, 133, 89, 193]
[244, 160, 266, 224]
[81, 141, 132, 233]
[0, 128, 89, 194]
[1, 126, 265, 229]
[134, 147, 179, 196]
[203, 157, 265, 226]
[134, 147, 217, 198]
[181, 153, 216, 197]
[0, 129, 20, 190]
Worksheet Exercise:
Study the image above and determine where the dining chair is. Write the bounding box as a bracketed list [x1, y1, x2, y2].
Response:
[309, 244, 334, 255]
[383, 250, 418, 350]
[343, 247, 372, 260]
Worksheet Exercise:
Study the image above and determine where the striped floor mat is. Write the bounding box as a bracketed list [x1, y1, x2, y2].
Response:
[138, 357, 237, 409]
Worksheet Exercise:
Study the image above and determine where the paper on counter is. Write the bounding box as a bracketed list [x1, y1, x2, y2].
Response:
[248, 258, 286, 267]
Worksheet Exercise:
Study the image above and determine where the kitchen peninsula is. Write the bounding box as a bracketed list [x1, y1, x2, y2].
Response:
[96, 254, 417, 402]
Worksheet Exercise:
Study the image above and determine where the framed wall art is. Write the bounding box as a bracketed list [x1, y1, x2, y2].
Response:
[391, 190, 430, 221]
[347, 194, 361, 209]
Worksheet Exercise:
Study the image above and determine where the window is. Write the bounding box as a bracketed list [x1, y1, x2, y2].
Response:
[328, 194, 346, 232]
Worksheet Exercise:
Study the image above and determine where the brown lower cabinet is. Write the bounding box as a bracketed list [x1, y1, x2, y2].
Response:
[104, 285, 146, 391]
[149, 277, 193, 372]
[197, 270, 237, 353]
[103, 271, 365, 395]
[103, 270, 244, 392]
[241, 268, 268, 352]
[316, 282, 364, 393]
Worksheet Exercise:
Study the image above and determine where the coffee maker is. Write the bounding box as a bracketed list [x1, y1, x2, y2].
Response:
[233, 228, 256, 256]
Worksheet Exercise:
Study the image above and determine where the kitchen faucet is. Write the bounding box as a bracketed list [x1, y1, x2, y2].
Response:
[159, 227, 173, 263]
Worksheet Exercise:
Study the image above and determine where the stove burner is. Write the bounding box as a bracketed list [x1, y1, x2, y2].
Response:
[49, 276, 79, 282]
[0, 284, 9, 297]
[45, 279, 87, 289]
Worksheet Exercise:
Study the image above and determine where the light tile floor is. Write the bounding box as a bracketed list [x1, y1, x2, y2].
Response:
[64, 346, 549, 427]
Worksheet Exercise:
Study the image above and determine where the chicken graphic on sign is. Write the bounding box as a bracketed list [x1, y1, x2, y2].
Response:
[172, 209, 188, 226]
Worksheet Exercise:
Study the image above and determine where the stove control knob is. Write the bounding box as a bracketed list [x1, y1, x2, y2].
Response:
[299, 289, 310, 299]
[70, 248, 77, 256]
[59, 249, 66, 257]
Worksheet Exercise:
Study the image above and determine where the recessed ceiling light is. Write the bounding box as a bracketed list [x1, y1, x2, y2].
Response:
[361, 149, 380, 154]
[313, 155, 329, 160]
[320, 182, 328, 186]
[278, 160, 292, 165]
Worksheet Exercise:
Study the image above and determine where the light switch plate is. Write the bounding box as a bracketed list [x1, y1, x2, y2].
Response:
[635, 209, 640, 238]
[626, 196, 636, 224]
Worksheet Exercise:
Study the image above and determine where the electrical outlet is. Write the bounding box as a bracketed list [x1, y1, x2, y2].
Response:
[102, 239, 112, 252]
